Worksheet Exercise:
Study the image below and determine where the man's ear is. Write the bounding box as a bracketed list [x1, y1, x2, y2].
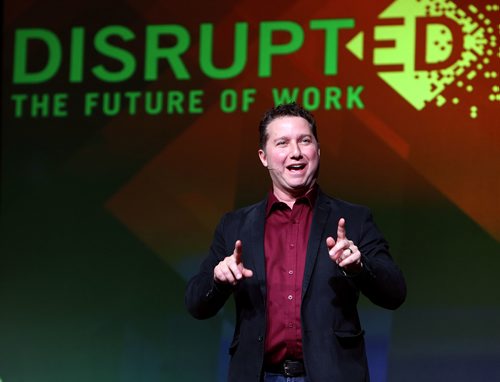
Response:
[258, 149, 268, 167]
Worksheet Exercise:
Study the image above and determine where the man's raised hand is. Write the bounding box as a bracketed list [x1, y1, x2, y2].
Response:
[214, 240, 254, 285]
[326, 218, 362, 272]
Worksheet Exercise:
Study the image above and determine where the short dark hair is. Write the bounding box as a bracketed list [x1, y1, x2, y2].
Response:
[258, 102, 318, 149]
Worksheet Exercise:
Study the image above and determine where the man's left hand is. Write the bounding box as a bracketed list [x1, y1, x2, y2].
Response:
[326, 218, 362, 273]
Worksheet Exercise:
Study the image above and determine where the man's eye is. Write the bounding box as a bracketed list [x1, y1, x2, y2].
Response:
[276, 141, 286, 146]
[301, 138, 311, 144]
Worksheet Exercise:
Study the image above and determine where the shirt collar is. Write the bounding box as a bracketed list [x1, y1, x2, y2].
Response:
[265, 184, 319, 216]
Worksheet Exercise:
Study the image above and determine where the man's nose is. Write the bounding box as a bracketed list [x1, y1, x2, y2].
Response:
[290, 141, 302, 158]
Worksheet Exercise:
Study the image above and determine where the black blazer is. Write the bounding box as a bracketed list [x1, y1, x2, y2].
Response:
[185, 190, 406, 382]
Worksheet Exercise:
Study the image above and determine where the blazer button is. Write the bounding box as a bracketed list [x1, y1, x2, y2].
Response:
[257, 336, 263, 342]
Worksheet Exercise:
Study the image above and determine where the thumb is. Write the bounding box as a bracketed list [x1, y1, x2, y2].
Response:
[326, 236, 336, 250]
[241, 268, 253, 278]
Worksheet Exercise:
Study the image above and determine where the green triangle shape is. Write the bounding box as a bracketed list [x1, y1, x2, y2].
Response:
[346, 32, 364, 61]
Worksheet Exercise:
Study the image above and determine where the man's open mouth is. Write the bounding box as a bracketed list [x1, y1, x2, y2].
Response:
[287, 164, 306, 171]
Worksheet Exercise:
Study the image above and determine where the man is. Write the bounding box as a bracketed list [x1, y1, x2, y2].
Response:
[185, 103, 406, 382]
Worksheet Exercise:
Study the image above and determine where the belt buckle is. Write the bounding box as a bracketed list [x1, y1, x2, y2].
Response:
[283, 360, 304, 377]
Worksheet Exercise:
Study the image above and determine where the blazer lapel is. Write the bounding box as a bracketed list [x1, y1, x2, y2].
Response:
[302, 191, 332, 298]
[243, 200, 267, 300]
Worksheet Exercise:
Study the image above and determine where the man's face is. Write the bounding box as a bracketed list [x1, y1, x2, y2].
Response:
[258, 116, 320, 199]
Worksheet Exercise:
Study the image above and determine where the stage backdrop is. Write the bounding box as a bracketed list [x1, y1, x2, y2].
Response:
[1, 0, 499, 381]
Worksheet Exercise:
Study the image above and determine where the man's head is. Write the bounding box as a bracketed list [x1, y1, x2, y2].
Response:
[258, 103, 320, 200]
[258, 102, 318, 149]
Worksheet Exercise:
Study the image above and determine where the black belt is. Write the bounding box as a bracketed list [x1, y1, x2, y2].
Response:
[264, 360, 306, 377]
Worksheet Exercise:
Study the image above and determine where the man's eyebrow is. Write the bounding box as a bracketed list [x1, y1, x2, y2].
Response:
[272, 136, 288, 141]
[272, 133, 312, 141]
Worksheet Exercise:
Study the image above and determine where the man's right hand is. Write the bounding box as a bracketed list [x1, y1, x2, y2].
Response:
[213, 240, 254, 285]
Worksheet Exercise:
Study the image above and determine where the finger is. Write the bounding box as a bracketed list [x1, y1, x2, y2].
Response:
[219, 261, 234, 280]
[330, 238, 350, 261]
[333, 248, 349, 265]
[339, 253, 361, 268]
[227, 259, 243, 280]
[326, 236, 336, 251]
[337, 218, 346, 240]
[237, 258, 253, 278]
[327, 236, 344, 262]
[221, 264, 237, 284]
[330, 219, 349, 261]
[338, 248, 361, 268]
[342, 247, 353, 260]
[233, 240, 243, 263]
[241, 267, 254, 278]
[214, 264, 234, 284]
[213, 267, 226, 283]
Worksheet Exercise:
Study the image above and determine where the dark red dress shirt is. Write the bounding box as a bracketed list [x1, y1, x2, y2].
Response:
[263, 187, 316, 365]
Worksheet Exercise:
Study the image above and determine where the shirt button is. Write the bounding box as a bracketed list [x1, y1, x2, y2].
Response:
[288, 322, 294, 328]
[290, 243, 295, 248]
[257, 336, 263, 342]
[288, 270, 294, 275]
[288, 295, 293, 300]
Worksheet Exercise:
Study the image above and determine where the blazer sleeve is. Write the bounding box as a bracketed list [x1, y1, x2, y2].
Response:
[184, 213, 235, 319]
[348, 208, 407, 310]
